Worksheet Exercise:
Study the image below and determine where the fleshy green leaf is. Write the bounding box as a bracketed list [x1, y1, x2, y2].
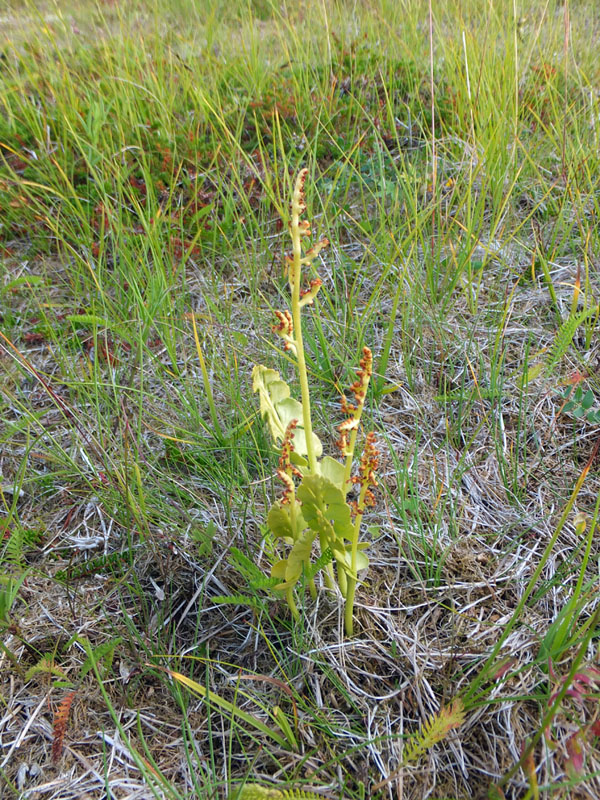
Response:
[252, 366, 291, 442]
[581, 389, 595, 410]
[271, 560, 288, 580]
[318, 456, 346, 489]
[252, 365, 322, 458]
[331, 545, 369, 577]
[296, 475, 354, 544]
[286, 531, 316, 582]
[267, 502, 305, 543]
[277, 397, 305, 429]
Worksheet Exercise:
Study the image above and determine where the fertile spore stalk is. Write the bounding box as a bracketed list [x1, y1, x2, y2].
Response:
[252, 168, 379, 636]
[287, 169, 324, 474]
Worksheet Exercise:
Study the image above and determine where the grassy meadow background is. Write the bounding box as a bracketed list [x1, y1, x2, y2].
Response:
[1, 0, 600, 798]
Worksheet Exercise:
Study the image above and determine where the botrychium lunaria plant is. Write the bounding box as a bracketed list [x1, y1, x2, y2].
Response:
[252, 168, 379, 636]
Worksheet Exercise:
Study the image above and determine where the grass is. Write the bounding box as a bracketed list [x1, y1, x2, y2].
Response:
[1, 0, 600, 797]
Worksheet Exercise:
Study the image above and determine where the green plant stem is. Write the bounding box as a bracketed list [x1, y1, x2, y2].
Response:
[290, 174, 317, 475]
[551, 492, 600, 655]
[290, 483, 319, 599]
[0, 641, 24, 677]
[337, 564, 348, 597]
[286, 588, 300, 621]
[150, 662, 290, 749]
[318, 532, 336, 590]
[342, 421, 361, 498]
[344, 482, 370, 635]
[289, 172, 336, 591]
[344, 580, 356, 637]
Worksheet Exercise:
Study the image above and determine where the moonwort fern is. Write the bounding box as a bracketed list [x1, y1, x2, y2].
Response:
[372, 699, 466, 792]
[253, 169, 379, 636]
[526, 304, 599, 382]
[545, 306, 598, 376]
[232, 785, 329, 800]
[402, 699, 466, 764]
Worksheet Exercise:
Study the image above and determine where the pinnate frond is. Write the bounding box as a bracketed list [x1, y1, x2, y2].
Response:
[403, 698, 465, 765]
[52, 690, 76, 762]
[233, 785, 328, 800]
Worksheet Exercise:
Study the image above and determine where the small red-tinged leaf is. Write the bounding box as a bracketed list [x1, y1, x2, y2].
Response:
[23, 332, 46, 344]
[564, 371, 587, 386]
[589, 719, 600, 738]
[521, 740, 539, 795]
[565, 685, 585, 704]
[582, 665, 600, 683]
[544, 723, 557, 748]
[491, 657, 517, 681]
[94, 342, 118, 366]
[565, 731, 584, 777]
[487, 784, 506, 799]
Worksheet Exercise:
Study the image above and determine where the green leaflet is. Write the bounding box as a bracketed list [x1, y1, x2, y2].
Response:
[545, 306, 598, 375]
[271, 530, 316, 589]
[286, 531, 317, 581]
[331, 543, 370, 578]
[232, 784, 328, 800]
[562, 385, 600, 424]
[296, 475, 371, 579]
[66, 313, 111, 328]
[317, 455, 346, 490]
[252, 365, 322, 459]
[297, 474, 354, 542]
[305, 546, 334, 580]
[527, 305, 599, 381]
[267, 501, 306, 543]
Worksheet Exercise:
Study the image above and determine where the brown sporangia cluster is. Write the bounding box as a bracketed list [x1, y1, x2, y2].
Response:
[337, 347, 373, 456]
[351, 430, 379, 515]
[277, 420, 302, 504]
[272, 170, 329, 354]
[294, 167, 308, 213]
[299, 276, 323, 305]
[272, 309, 294, 350]
[52, 690, 76, 763]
